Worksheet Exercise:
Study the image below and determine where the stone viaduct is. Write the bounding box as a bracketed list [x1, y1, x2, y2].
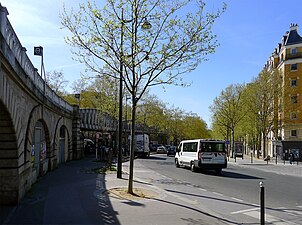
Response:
[0, 5, 83, 205]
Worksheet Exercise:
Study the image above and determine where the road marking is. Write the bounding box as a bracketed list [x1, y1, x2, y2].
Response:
[243, 210, 299, 225]
[276, 207, 302, 216]
[284, 209, 302, 216]
[297, 205, 302, 208]
[232, 207, 300, 224]
[231, 197, 243, 202]
[198, 188, 207, 192]
[212, 192, 224, 196]
[231, 207, 258, 215]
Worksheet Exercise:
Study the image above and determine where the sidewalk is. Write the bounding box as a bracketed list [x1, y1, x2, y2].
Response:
[228, 154, 302, 177]
[0, 156, 226, 225]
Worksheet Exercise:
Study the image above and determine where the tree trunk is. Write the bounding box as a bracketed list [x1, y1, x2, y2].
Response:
[128, 98, 136, 195]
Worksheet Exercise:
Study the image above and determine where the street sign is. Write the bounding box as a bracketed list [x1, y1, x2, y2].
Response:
[34, 46, 43, 56]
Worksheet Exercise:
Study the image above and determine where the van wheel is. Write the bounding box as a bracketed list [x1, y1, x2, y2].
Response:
[190, 162, 196, 172]
[175, 159, 180, 168]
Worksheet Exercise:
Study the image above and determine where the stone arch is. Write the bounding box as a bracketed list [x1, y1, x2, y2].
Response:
[0, 100, 18, 205]
[31, 119, 51, 178]
[23, 105, 51, 181]
[53, 117, 72, 165]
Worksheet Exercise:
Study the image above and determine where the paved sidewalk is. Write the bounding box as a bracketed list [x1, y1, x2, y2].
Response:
[228, 155, 302, 177]
[0, 156, 226, 225]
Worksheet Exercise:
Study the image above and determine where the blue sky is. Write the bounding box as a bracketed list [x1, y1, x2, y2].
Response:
[1, 0, 302, 127]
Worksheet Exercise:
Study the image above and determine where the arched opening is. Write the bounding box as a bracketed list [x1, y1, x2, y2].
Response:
[31, 120, 49, 177]
[0, 100, 18, 204]
[59, 126, 69, 163]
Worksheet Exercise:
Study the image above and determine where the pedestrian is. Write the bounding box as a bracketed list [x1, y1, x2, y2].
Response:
[289, 150, 294, 165]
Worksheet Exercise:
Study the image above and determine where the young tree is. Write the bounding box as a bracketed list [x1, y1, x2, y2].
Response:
[61, 0, 226, 194]
[249, 68, 281, 158]
[210, 84, 246, 157]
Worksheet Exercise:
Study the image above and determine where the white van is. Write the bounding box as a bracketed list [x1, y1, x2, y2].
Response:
[175, 139, 227, 173]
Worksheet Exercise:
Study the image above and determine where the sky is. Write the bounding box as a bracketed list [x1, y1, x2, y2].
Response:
[1, 0, 302, 127]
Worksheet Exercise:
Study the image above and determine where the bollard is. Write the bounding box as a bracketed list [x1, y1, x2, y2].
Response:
[251, 152, 253, 164]
[276, 154, 277, 165]
[260, 182, 265, 225]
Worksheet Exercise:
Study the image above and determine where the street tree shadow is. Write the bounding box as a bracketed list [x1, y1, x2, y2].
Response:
[5, 157, 121, 225]
[220, 171, 263, 179]
[148, 155, 167, 160]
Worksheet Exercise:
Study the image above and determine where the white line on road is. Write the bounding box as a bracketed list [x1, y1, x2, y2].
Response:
[244, 211, 299, 225]
[231, 207, 258, 215]
[212, 192, 224, 197]
[198, 188, 207, 192]
[231, 197, 243, 202]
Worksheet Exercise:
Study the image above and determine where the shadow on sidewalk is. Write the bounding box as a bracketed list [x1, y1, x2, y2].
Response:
[2, 157, 121, 225]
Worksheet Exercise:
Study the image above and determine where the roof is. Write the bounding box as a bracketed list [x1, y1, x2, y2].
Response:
[285, 24, 302, 46]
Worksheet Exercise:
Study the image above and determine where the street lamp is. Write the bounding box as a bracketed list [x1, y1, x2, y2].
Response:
[117, 9, 151, 179]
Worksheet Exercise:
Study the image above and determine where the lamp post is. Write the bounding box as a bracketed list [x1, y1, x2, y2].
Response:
[117, 8, 125, 178]
[117, 9, 152, 179]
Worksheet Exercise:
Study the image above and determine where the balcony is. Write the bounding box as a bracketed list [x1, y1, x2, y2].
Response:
[286, 52, 302, 60]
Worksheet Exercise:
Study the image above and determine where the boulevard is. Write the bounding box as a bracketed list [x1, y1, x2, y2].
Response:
[139, 154, 302, 224]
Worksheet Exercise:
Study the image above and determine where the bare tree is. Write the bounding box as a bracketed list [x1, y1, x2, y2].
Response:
[46, 70, 68, 96]
[61, 0, 226, 194]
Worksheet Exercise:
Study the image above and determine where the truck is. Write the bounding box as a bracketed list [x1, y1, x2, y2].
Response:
[129, 134, 150, 158]
[234, 142, 244, 159]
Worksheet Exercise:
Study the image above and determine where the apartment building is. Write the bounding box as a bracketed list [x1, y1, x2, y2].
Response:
[267, 23, 302, 160]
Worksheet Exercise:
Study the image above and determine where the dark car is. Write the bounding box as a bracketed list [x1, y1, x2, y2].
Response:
[167, 146, 176, 156]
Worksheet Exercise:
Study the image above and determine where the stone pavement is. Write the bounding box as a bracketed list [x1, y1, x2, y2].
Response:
[1, 154, 301, 225]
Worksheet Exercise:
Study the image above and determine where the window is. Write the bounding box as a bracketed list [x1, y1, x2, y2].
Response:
[291, 48, 297, 54]
[291, 79, 298, 87]
[183, 142, 198, 152]
[290, 112, 297, 120]
[201, 142, 225, 152]
[291, 95, 298, 103]
[291, 130, 297, 137]
[290, 64, 298, 71]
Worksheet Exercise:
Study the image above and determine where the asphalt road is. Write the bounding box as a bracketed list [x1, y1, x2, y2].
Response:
[139, 154, 302, 224]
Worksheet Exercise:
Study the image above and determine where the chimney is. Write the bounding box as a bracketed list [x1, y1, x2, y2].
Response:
[290, 23, 299, 31]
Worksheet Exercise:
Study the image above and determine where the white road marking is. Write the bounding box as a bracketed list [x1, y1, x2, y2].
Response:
[231, 207, 258, 215]
[231, 197, 243, 202]
[232, 209, 300, 225]
[244, 211, 298, 225]
[212, 192, 224, 196]
[198, 188, 207, 192]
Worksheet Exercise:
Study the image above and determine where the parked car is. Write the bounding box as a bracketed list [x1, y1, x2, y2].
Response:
[156, 145, 167, 154]
[167, 146, 176, 156]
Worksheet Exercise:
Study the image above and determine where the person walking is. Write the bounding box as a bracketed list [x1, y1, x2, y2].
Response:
[289, 150, 294, 165]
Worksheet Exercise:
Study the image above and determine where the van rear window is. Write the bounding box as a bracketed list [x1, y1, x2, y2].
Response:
[201, 142, 225, 152]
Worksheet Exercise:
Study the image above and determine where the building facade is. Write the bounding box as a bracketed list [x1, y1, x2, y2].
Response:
[266, 24, 302, 160]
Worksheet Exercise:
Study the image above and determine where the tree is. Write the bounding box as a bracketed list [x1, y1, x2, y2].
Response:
[46, 70, 68, 97]
[182, 113, 210, 139]
[61, 0, 226, 194]
[247, 68, 281, 158]
[210, 84, 246, 157]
